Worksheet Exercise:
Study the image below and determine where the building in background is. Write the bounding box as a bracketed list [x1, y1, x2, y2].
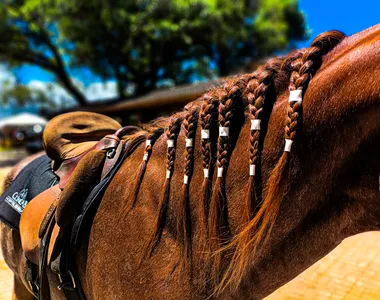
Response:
[0, 113, 47, 151]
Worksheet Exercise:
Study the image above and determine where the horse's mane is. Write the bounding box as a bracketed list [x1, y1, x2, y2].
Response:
[123, 30, 347, 293]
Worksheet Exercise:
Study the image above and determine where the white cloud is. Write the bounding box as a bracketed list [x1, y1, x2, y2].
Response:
[82, 81, 117, 101]
[27, 79, 118, 104]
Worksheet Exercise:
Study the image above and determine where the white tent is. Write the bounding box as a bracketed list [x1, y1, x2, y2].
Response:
[0, 113, 48, 129]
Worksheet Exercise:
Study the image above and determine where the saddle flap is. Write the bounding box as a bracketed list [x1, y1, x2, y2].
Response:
[20, 184, 61, 265]
[55, 149, 107, 228]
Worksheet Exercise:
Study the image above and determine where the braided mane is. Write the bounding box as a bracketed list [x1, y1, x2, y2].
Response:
[124, 30, 346, 293]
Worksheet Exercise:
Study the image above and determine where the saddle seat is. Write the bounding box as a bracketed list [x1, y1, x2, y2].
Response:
[44, 112, 122, 188]
[44, 111, 122, 164]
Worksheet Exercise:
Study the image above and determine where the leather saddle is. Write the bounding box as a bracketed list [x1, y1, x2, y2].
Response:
[19, 112, 139, 299]
[43, 111, 122, 188]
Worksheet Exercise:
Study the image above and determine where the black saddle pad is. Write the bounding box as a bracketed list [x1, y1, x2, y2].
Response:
[0, 154, 58, 230]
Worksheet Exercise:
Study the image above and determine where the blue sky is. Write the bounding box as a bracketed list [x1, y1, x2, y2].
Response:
[7, 1, 380, 88]
[298, 0, 379, 47]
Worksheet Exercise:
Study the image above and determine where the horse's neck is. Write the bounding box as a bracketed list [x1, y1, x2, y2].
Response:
[225, 34, 380, 297]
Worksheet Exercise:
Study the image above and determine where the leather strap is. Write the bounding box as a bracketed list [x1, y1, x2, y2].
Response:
[52, 237, 86, 300]
[101, 139, 126, 179]
[25, 256, 39, 298]
[38, 204, 57, 300]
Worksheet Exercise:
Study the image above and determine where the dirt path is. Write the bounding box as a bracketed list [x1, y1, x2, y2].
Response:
[269, 232, 380, 299]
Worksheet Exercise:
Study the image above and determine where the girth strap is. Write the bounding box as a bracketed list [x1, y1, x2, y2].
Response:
[51, 234, 86, 300]
[38, 191, 86, 300]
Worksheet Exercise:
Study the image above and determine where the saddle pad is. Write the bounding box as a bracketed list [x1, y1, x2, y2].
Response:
[0, 154, 58, 230]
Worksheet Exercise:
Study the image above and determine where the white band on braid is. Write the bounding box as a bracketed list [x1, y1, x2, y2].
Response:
[201, 129, 210, 139]
[249, 164, 256, 176]
[284, 139, 293, 152]
[185, 138, 193, 147]
[217, 167, 223, 177]
[184, 175, 189, 184]
[289, 90, 303, 102]
[251, 119, 261, 130]
[167, 139, 174, 148]
[145, 139, 152, 147]
[143, 153, 149, 161]
[203, 169, 209, 178]
[219, 127, 229, 137]
[166, 169, 171, 179]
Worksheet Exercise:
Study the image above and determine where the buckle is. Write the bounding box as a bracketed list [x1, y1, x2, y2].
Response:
[106, 148, 116, 159]
[57, 270, 76, 290]
[28, 280, 39, 294]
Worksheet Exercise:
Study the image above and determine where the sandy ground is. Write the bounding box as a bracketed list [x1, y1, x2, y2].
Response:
[1, 150, 380, 299]
[0, 250, 13, 300]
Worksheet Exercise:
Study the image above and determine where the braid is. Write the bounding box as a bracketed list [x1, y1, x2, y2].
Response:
[144, 117, 183, 258]
[209, 76, 248, 283]
[216, 30, 345, 292]
[198, 91, 220, 248]
[243, 58, 283, 224]
[124, 128, 164, 214]
[177, 107, 199, 267]
[285, 31, 344, 143]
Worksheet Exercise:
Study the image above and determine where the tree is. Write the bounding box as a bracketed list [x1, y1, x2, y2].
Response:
[0, 0, 308, 106]
[0, 81, 48, 106]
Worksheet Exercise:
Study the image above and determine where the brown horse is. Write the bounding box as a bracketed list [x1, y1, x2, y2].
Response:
[2, 24, 380, 299]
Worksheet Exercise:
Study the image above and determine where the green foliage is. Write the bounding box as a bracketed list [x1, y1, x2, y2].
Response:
[254, 0, 309, 55]
[0, 80, 52, 107]
[0, 0, 308, 105]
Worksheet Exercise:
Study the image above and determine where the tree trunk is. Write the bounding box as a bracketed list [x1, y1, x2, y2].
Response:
[56, 73, 87, 106]
[218, 44, 229, 76]
[39, 27, 88, 106]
